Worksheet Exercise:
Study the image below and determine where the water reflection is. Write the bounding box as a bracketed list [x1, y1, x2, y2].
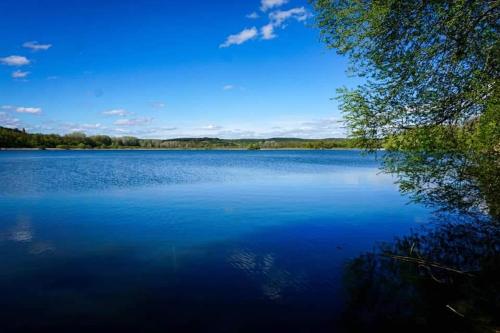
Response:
[8, 216, 33, 242]
[0, 215, 56, 257]
[227, 249, 307, 301]
[341, 148, 500, 332]
[0, 220, 345, 332]
[341, 217, 499, 332]
[384, 148, 499, 221]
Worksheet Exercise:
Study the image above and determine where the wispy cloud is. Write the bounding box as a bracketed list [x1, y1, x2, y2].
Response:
[0, 112, 22, 128]
[260, 7, 310, 41]
[114, 117, 152, 126]
[269, 7, 310, 26]
[81, 123, 102, 129]
[221, 5, 310, 48]
[108, 126, 178, 138]
[260, 0, 288, 12]
[12, 70, 30, 78]
[246, 12, 259, 19]
[151, 102, 166, 109]
[261, 23, 276, 40]
[16, 107, 42, 114]
[223, 84, 234, 90]
[63, 123, 104, 132]
[10, 117, 346, 139]
[165, 117, 346, 139]
[191, 118, 345, 139]
[0, 55, 30, 66]
[200, 124, 223, 130]
[31, 121, 109, 135]
[102, 109, 130, 116]
[220, 27, 258, 48]
[22, 41, 52, 51]
[2, 105, 42, 114]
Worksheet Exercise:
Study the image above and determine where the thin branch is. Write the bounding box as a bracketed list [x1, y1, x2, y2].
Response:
[383, 253, 475, 276]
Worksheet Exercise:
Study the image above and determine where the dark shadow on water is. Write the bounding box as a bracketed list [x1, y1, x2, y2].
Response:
[339, 145, 500, 332]
[0, 223, 355, 333]
[340, 216, 499, 332]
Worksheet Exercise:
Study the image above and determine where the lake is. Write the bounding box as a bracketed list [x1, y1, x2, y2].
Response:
[0, 150, 430, 332]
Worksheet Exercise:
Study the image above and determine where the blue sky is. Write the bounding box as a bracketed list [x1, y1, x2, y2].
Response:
[0, 0, 358, 139]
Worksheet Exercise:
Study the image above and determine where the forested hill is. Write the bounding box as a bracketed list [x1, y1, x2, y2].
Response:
[0, 127, 358, 149]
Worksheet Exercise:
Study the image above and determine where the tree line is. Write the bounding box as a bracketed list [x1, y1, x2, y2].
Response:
[0, 126, 359, 150]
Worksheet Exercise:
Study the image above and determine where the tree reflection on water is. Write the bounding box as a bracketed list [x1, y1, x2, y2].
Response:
[341, 148, 500, 332]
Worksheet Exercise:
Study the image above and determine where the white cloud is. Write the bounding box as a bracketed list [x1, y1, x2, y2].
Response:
[66, 123, 103, 132]
[102, 109, 130, 116]
[220, 27, 258, 48]
[12, 70, 30, 78]
[0, 112, 22, 128]
[34, 121, 109, 135]
[107, 126, 177, 138]
[167, 117, 345, 139]
[114, 117, 152, 126]
[81, 123, 102, 129]
[269, 7, 310, 26]
[261, 24, 276, 40]
[246, 12, 259, 19]
[22, 41, 52, 51]
[220, 5, 310, 48]
[260, 0, 288, 12]
[16, 107, 42, 114]
[223, 84, 234, 90]
[152, 102, 166, 109]
[0, 55, 30, 66]
[1, 105, 42, 114]
[201, 124, 223, 130]
[2, 114, 345, 139]
[259, 7, 310, 41]
[257, 118, 346, 138]
[199, 118, 345, 139]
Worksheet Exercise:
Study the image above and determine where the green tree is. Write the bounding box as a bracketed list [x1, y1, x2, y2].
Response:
[312, 3, 500, 328]
[121, 136, 140, 147]
[90, 135, 112, 147]
[247, 143, 261, 150]
[63, 131, 87, 146]
[312, 0, 499, 149]
[313, 0, 499, 219]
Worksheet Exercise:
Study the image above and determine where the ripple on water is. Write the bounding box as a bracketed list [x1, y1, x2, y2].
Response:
[0, 150, 379, 194]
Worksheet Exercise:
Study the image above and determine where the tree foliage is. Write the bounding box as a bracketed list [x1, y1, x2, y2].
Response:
[313, 0, 500, 219]
[383, 96, 499, 220]
[312, 3, 500, 328]
[313, 0, 499, 148]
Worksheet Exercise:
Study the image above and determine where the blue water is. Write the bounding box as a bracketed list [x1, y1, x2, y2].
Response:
[0, 150, 430, 332]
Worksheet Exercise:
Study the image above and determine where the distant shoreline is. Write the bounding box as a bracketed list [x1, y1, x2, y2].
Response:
[0, 147, 364, 151]
[1, 127, 366, 150]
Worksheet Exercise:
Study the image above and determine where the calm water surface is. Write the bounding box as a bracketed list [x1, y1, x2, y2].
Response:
[0, 150, 430, 332]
